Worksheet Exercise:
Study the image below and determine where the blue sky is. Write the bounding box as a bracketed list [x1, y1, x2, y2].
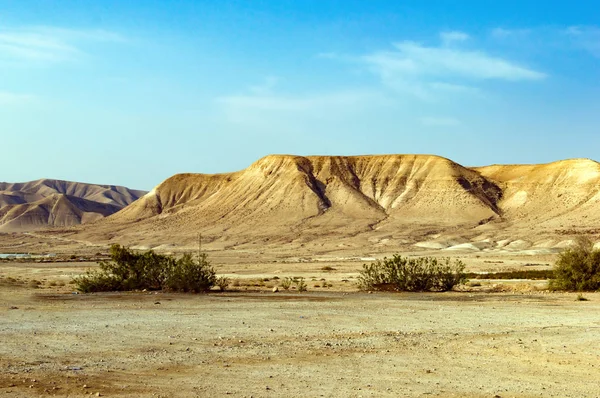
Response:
[1, 1, 599, 189]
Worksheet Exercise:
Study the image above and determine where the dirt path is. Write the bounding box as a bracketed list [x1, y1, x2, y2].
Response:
[2, 284, 600, 397]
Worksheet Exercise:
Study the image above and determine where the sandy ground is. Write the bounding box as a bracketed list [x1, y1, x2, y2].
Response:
[2, 260, 600, 398]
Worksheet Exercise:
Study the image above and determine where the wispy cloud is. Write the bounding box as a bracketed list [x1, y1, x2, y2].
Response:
[0, 26, 126, 64]
[491, 25, 600, 58]
[440, 31, 469, 45]
[365, 41, 546, 82]
[427, 82, 479, 93]
[215, 83, 383, 129]
[359, 36, 546, 99]
[565, 26, 600, 57]
[490, 28, 531, 39]
[420, 116, 461, 126]
[0, 91, 36, 105]
[248, 76, 281, 95]
[217, 90, 377, 113]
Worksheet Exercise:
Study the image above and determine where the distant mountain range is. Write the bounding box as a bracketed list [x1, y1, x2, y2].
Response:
[0, 179, 146, 231]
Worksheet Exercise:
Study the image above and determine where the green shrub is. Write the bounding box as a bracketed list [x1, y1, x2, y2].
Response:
[550, 237, 600, 291]
[74, 245, 216, 293]
[295, 277, 307, 292]
[75, 271, 121, 292]
[358, 255, 466, 292]
[280, 277, 292, 290]
[215, 276, 230, 291]
[165, 253, 216, 293]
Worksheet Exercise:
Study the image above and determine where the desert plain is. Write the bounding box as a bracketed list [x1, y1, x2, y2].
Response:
[2, 248, 600, 398]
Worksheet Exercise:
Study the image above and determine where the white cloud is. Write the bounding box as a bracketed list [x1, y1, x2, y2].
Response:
[420, 116, 461, 126]
[490, 28, 531, 39]
[365, 41, 546, 82]
[248, 76, 281, 95]
[565, 26, 600, 57]
[214, 88, 394, 146]
[0, 26, 125, 64]
[316, 52, 340, 59]
[491, 25, 600, 58]
[33, 26, 126, 43]
[217, 90, 377, 112]
[0, 91, 36, 105]
[427, 81, 479, 93]
[360, 38, 546, 100]
[215, 86, 385, 129]
[440, 31, 469, 45]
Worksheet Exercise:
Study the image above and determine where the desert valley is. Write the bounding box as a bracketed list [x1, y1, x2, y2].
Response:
[4, 2, 600, 396]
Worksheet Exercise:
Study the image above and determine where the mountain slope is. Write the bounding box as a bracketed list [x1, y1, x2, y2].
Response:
[76, 154, 504, 246]
[0, 179, 146, 231]
[474, 158, 600, 230]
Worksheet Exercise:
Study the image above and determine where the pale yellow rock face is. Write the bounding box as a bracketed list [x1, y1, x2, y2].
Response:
[475, 158, 600, 229]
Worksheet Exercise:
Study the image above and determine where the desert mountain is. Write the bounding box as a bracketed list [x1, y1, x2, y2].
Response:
[60, 155, 600, 254]
[68, 155, 492, 246]
[0, 179, 146, 231]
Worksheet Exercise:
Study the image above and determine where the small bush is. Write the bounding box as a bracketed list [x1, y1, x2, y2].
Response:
[321, 266, 336, 271]
[358, 255, 466, 292]
[550, 237, 600, 291]
[28, 280, 41, 289]
[295, 277, 307, 292]
[280, 277, 292, 290]
[576, 293, 589, 301]
[215, 276, 230, 291]
[74, 245, 216, 293]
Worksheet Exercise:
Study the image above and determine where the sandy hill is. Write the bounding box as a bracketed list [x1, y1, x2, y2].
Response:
[49, 155, 600, 254]
[474, 159, 600, 228]
[71, 154, 504, 248]
[0, 179, 146, 231]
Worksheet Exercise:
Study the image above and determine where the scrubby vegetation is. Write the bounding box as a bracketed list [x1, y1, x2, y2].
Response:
[215, 276, 231, 291]
[74, 244, 217, 293]
[465, 270, 554, 280]
[550, 237, 600, 291]
[280, 277, 292, 290]
[295, 277, 307, 292]
[358, 255, 465, 292]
